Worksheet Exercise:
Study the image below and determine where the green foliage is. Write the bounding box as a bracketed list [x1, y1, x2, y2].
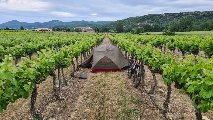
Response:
[134, 28, 144, 34]
[0, 31, 96, 59]
[74, 28, 82, 32]
[169, 17, 193, 32]
[20, 26, 24, 30]
[162, 30, 175, 36]
[116, 21, 124, 33]
[103, 11, 213, 32]
[163, 55, 213, 112]
[109, 33, 213, 112]
[200, 38, 213, 57]
[0, 32, 103, 112]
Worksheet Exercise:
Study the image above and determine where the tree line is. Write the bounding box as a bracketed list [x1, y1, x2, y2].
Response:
[96, 11, 213, 33]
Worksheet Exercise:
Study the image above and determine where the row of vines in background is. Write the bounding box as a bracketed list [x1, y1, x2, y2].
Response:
[109, 34, 213, 120]
[0, 32, 103, 119]
[112, 33, 213, 58]
[0, 31, 99, 63]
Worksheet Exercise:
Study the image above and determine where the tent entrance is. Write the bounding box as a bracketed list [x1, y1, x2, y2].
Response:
[91, 56, 121, 73]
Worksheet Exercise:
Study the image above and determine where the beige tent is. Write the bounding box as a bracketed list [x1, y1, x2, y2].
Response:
[81, 44, 128, 72]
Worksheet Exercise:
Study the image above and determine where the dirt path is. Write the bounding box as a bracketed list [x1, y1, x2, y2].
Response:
[55, 70, 145, 120]
[102, 35, 111, 44]
[0, 36, 212, 120]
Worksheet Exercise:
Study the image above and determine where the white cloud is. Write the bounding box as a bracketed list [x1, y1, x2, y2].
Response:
[172, 0, 213, 6]
[0, 0, 213, 23]
[90, 13, 97, 16]
[0, 0, 51, 11]
[84, 16, 118, 21]
[50, 11, 76, 17]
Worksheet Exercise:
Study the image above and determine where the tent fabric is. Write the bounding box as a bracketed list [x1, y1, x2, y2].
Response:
[92, 56, 119, 69]
[80, 54, 93, 68]
[80, 43, 128, 72]
[91, 69, 121, 73]
[92, 44, 128, 70]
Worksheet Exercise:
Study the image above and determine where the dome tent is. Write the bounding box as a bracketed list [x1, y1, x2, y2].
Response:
[80, 44, 128, 73]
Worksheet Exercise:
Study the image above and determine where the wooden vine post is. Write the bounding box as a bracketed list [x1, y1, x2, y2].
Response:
[70, 60, 75, 77]
[30, 83, 42, 119]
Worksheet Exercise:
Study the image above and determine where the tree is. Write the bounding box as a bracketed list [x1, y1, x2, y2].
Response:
[66, 28, 71, 32]
[116, 21, 124, 33]
[124, 25, 133, 33]
[99, 25, 110, 32]
[169, 17, 193, 32]
[102, 27, 110, 32]
[179, 17, 193, 31]
[153, 24, 163, 32]
[200, 20, 213, 31]
[56, 28, 61, 31]
[169, 22, 179, 32]
[20, 26, 24, 30]
[74, 28, 82, 32]
[163, 30, 175, 36]
[94, 27, 100, 32]
[134, 27, 144, 34]
[142, 24, 153, 32]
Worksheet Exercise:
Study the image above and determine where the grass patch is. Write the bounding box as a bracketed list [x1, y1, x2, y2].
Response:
[144, 31, 213, 35]
[131, 96, 142, 104]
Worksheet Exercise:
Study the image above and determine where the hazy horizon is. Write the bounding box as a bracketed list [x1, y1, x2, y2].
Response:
[0, 0, 213, 24]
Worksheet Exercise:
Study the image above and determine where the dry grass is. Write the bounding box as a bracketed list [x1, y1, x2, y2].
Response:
[68, 71, 144, 120]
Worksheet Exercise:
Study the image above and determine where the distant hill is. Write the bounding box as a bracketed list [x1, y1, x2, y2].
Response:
[0, 20, 112, 29]
[1, 11, 213, 32]
[102, 11, 213, 32]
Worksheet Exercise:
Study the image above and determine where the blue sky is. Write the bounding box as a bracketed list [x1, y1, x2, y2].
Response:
[0, 0, 212, 23]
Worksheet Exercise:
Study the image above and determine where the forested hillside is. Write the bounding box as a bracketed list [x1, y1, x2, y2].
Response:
[98, 11, 213, 33]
